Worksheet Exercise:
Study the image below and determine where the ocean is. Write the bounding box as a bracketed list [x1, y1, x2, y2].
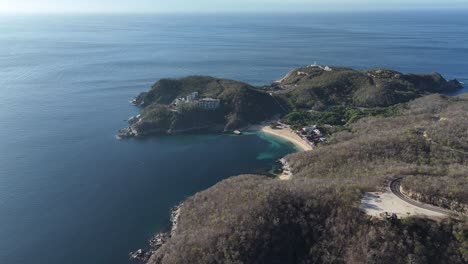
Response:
[0, 12, 467, 264]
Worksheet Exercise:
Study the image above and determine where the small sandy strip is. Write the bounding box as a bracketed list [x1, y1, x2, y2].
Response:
[278, 172, 292, 181]
[360, 191, 446, 219]
[259, 126, 313, 151]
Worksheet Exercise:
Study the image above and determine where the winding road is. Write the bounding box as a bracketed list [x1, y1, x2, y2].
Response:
[389, 178, 452, 215]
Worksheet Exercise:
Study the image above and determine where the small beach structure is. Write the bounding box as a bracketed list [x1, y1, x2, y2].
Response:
[301, 126, 316, 134]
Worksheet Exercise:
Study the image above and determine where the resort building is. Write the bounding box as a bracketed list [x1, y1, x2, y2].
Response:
[186, 91, 199, 102]
[198, 98, 220, 110]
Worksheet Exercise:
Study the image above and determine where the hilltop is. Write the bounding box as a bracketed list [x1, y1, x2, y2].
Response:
[273, 65, 462, 109]
[119, 76, 282, 137]
[118, 66, 462, 138]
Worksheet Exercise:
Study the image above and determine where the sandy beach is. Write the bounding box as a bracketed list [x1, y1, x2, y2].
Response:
[246, 124, 312, 181]
[256, 125, 313, 151]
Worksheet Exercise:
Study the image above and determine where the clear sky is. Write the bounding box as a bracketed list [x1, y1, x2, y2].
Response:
[0, 0, 467, 14]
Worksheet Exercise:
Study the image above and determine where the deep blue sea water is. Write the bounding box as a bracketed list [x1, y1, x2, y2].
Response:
[0, 12, 467, 264]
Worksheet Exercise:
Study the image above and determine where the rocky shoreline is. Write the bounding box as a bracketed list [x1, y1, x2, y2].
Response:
[117, 107, 227, 139]
[278, 158, 293, 180]
[116, 114, 143, 139]
[129, 203, 182, 263]
[117, 122, 225, 139]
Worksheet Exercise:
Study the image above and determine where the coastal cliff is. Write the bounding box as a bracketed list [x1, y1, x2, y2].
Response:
[118, 66, 462, 138]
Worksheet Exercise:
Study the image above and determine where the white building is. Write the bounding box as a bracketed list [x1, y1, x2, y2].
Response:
[186, 91, 199, 102]
[310, 61, 319, 67]
[198, 98, 220, 110]
[301, 126, 317, 133]
[174, 98, 184, 106]
[297, 71, 307, 76]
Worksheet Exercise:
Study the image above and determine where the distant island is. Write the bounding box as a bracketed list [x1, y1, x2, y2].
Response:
[123, 66, 467, 264]
[118, 65, 462, 139]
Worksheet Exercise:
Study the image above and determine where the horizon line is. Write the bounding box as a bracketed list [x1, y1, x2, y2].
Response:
[1, 8, 468, 15]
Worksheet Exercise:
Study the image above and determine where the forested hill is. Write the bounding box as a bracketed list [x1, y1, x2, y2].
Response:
[147, 94, 468, 264]
[273, 66, 463, 109]
[119, 76, 282, 137]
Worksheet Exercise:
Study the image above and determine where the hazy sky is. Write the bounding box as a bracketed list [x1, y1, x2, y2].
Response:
[0, 0, 467, 14]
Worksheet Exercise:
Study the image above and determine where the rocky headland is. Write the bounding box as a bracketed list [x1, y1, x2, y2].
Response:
[118, 66, 462, 139]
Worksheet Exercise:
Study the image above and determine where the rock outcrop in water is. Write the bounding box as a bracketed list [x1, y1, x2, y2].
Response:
[129, 204, 182, 263]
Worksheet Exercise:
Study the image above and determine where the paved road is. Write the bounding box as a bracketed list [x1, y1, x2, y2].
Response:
[389, 178, 452, 215]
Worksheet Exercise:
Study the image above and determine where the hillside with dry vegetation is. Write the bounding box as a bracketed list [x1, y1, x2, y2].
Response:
[145, 94, 468, 264]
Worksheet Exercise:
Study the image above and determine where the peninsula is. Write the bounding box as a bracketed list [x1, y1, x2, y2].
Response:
[118, 65, 462, 139]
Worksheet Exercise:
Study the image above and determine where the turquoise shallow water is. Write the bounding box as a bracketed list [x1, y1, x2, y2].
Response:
[0, 12, 467, 264]
[256, 132, 301, 160]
